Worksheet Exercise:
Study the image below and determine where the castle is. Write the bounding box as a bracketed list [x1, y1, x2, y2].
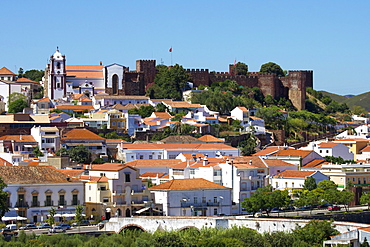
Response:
[44, 50, 312, 110]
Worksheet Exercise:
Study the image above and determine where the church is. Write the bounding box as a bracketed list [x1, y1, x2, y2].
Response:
[44, 49, 155, 100]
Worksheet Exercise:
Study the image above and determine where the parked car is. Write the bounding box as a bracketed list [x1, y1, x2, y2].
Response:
[270, 207, 281, 212]
[328, 205, 341, 211]
[318, 203, 332, 209]
[57, 224, 71, 230]
[19, 224, 37, 230]
[282, 206, 295, 211]
[49, 226, 66, 233]
[72, 220, 90, 227]
[1, 228, 18, 236]
[37, 223, 51, 229]
[97, 220, 108, 230]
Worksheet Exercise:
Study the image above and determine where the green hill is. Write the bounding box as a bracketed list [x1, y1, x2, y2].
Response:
[320, 90, 370, 112]
[320, 91, 348, 103]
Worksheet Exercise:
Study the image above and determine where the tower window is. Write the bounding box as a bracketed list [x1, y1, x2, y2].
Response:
[57, 62, 61, 69]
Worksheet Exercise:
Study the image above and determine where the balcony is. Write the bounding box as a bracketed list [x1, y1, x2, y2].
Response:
[44, 200, 54, 207]
[15, 201, 29, 208]
[112, 190, 125, 196]
[71, 200, 80, 206]
[31, 201, 40, 207]
[58, 200, 67, 206]
[180, 202, 219, 208]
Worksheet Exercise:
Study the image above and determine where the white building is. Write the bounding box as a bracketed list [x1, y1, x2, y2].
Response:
[1, 166, 84, 223]
[271, 170, 329, 193]
[30, 126, 60, 154]
[117, 143, 240, 162]
[150, 178, 232, 216]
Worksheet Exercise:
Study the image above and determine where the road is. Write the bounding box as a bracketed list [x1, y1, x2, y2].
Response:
[20, 226, 102, 236]
[269, 205, 369, 217]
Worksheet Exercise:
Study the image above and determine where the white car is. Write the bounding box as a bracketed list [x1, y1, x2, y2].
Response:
[49, 226, 66, 233]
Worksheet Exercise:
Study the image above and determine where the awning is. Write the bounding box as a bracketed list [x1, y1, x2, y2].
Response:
[2, 216, 27, 221]
[135, 207, 150, 214]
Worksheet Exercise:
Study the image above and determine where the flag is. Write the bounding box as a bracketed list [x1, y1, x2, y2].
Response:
[169, 47, 172, 52]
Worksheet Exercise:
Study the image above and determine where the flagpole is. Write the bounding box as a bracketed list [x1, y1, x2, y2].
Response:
[171, 46, 173, 66]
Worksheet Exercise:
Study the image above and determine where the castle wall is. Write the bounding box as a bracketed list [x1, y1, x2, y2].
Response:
[136, 60, 156, 86]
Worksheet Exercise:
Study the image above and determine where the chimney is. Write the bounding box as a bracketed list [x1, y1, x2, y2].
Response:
[203, 156, 208, 166]
[100, 61, 103, 66]
[249, 160, 252, 165]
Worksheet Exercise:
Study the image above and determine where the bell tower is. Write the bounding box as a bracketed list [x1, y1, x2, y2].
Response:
[47, 48, 66, 99]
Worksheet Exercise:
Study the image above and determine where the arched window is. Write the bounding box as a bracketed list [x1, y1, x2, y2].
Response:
[56, 62, 61, 69]
[112, 74, 118, 94]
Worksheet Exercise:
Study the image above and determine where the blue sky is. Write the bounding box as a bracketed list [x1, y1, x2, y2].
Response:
[1, 0, 369, 96]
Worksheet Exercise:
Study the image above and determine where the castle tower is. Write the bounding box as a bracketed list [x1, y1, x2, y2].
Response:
[136, 60, 156, 85]
[47, 49, 67, 99]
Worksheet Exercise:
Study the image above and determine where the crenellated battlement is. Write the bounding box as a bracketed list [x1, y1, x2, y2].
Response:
[186, 69, 209, 73]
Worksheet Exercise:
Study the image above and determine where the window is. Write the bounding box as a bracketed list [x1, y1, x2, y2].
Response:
[158, 155, 161, 159]
[326, 150, 329, 153]
[45, 195, 52, 206]
[169, 155, 176, 159]
[59, 194, 65, 206]
[100, 173, 106, 177]
[45, 138, 54, 143]
[214, 208, 218, 215]
[100, 186, 106, 191]
[276, 182, 278, 188]
[32, 195, 38, 207]
[190, 169, 195, 175]
[139, 155, 143, 159]
[285, 182, 288, 188]
[72, 194, 78, 205]
[194, 197, 198, 203]
[125, 173, 131, 183]
[292, 182, 295, 188]
[202, 197, 206, 203]
[214, 197, 217, 203]
[103, 198, 109, 203]
[320, 150, 322, 153]
[149, 155, 153, 159]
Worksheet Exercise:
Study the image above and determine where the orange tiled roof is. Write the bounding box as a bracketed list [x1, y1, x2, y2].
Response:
[303, 159, 326, 169]
[106, 139, 126, 143]
[318, 142, 340, 148]
[198, 135, 224, 143]
[361, 146, 370, 152]
[237, 106, 249, 112]
[79, 175, 109, 182]
[0, 135, 36, 143]
[90, 163, 135, 172]
[274, 170, 315, 178]
[66, 65, 104, 78]
[121, 143, 236, 150]
[165, 101, 202, 108]
[80, 98, 92, 102]
[62, 129, 104, 140]
[140, 172, 167, 178]
[57, 169, 85, 177]
[126, 159, 183, 167]
[149, 178, 229, 190]
[15, 77, 38, 84]
[35, 97, 51, 103]
[0, 157, 13, 166]
[264, 159, 297, 167]
[179, 153, 205, 159]
[152, 112, 172, 119]
[226, 156, 267, 169]
[0, 67, 15, 75]
[274, 150, 313, 158]
[56, 105, 94, 110]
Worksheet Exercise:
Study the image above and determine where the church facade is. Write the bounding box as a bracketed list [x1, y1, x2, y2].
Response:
[44, 50, 153, 100]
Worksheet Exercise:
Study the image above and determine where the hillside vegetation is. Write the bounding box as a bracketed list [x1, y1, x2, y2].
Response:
[321, 90, 370, 112]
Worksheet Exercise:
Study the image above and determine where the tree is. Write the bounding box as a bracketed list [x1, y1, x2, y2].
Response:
[128, 105, 155, 118]
[8, 92, 28, 113]
[360, 192, 370, 209]
[293, 220, 339, 245]
[47, 207, 56, 226]
[336, 189, 354, 212]
[74, 204, 85, 226]
[146, 64, 190, 100]
[56, 147, 68, 156]
[303, 177, 317, 191]
[32, 146, 44, 157]
[23, 69, 44, 82]
[234, 62, 248, 76]
[260, 62, 285, 77]
[238, 135, 257, 156]
[68, 145, 90, 164]
[18, 68, 24, 78]
[156, 103, 169, 112]
[0, 177, 8, 217]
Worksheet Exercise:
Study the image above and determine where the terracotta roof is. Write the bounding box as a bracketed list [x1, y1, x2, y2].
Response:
[0, 157, 13, 166]
[0, 166, 81, 184]
[334, 138, 368, 143]
[160, 135, 204, 144]
[56, 105, 94, 110]
[249, 116, 264, 121]
[179, 153, 205, 159]
[149, 178, 229, 190]
[361, 146, 370, 152]
[165, 101, 202, 108]
[359, 227, 370, 233]
[125, 159, 183, 167]
[0, 67, 15, 75]
[198, 135, 224, 143]
[140, 172, 167, 178]
[106, 139, 126, 143]
[273, 150, 313, 158]
[15, 77, 38, 84]
[237, 107, 249, 112]
[254, 146, 294, 156]
[111, 103, 126, 109]
[318, 142, 340, 148]
[226, 156, 267, 169]
[57, 169, 85, 177]
[94, 95, 149, 100]
[0, 135, 36, 143]
[66, 65, 104, 78]
[121, 143, 236, 150]
[62, 128, 104, 140]
[303, 159, 326, 168]
[80, 98, 92, 102]
[79, 175, 109, 182]
[35, 97, 51, 103]
[274, 170, 315, 178]
[264, 159, 297, 167]
[152, 112, 172, 119]
[28, 161, 39, 167]
[90, 163, 134, 171]
[71, 94, 84, 100]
